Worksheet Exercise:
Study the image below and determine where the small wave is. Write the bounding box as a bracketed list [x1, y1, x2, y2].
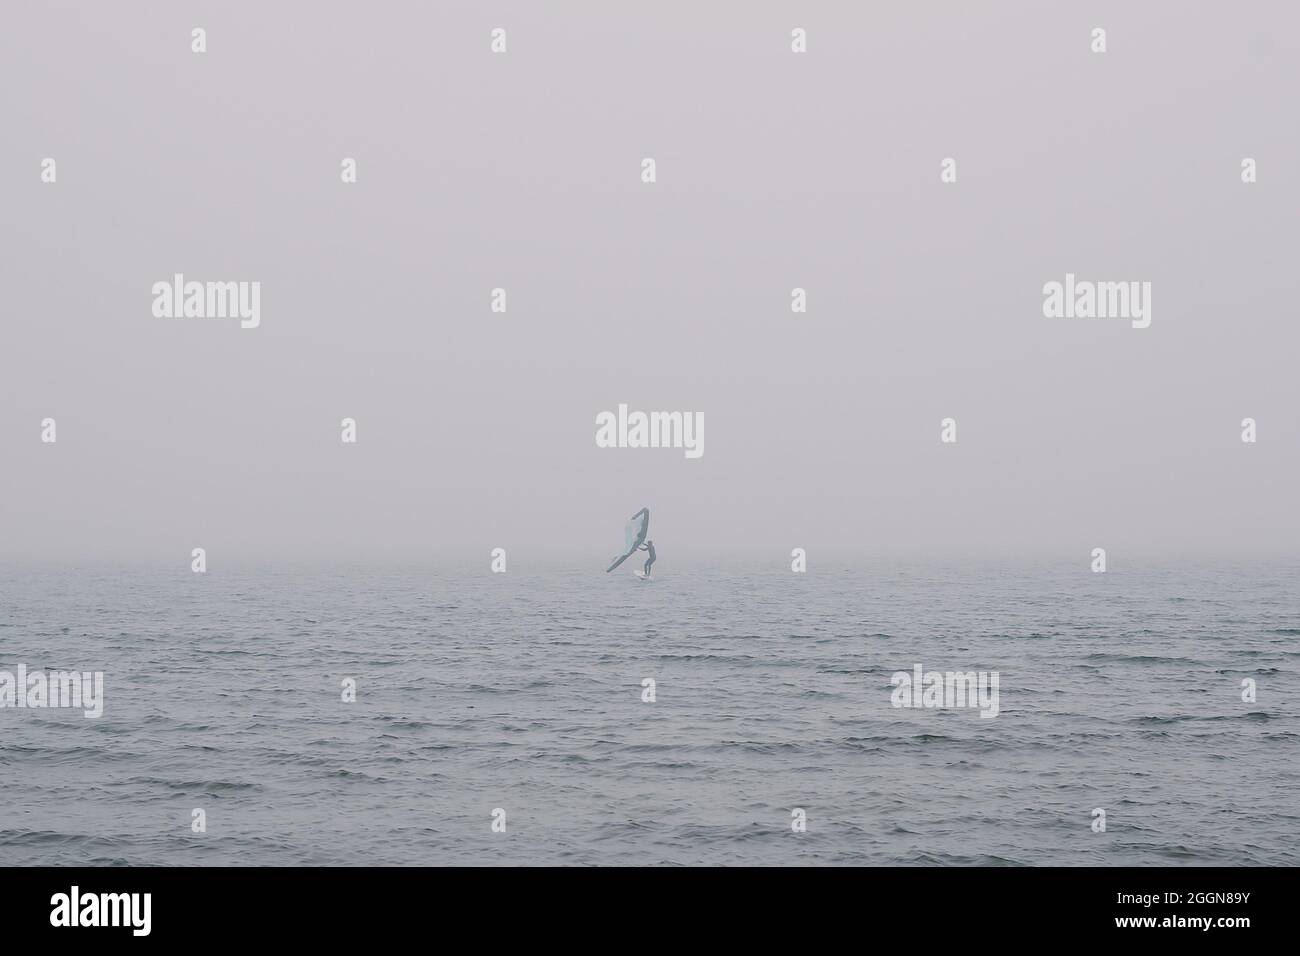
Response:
[0, 829, 123, 849]
[123, 777, 260, 793]
[1084, 654, 1199, 665]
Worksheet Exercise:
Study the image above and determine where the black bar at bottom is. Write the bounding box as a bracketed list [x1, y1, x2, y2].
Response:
[0, 866, 1281, 941]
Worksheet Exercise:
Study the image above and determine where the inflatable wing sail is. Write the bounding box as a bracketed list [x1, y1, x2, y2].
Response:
[605, 508, 649, 572]
[624, 513, 648, 550]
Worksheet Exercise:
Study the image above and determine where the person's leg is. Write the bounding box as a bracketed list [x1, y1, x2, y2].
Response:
[643, 558, 652, 576]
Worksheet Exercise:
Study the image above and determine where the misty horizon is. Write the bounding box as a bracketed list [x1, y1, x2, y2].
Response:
[4, 3, 1298, 563]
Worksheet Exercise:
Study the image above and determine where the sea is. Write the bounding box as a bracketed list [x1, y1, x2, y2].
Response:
[2, 558, 1297, 866]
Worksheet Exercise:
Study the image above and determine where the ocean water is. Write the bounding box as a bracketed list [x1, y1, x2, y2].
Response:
[1, 559, 1297, 866]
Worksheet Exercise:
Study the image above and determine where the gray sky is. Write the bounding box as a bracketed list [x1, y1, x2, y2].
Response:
[2, 1, 1298, 563]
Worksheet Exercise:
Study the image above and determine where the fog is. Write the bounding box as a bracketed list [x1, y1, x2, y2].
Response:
[3, 1, 1297, 563]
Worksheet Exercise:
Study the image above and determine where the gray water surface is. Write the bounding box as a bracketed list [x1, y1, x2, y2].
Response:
[1, 559, 1296, 865]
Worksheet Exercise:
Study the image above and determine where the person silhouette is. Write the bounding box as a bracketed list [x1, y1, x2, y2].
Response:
[638, 539, 656, 578]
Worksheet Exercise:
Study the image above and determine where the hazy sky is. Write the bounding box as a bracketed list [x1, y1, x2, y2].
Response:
[3, 2, 1298, 563]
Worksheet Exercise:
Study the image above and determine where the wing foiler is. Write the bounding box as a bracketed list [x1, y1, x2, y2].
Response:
[605, 508, 649, 572]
